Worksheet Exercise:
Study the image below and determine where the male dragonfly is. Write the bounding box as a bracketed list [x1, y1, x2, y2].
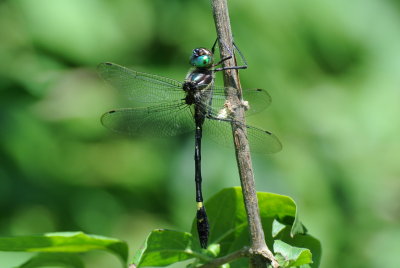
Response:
[98, 43, 282, 249]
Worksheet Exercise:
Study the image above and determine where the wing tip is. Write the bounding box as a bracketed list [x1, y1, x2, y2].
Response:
[100, 110, 116, 124]
[97, 62, 115, 70]
[265, 130, 283, 153]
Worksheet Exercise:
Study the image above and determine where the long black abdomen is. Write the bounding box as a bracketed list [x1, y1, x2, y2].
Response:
[194, 120, 209, 248]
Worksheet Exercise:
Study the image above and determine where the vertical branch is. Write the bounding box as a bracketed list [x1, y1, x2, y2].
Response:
[210, 0, 279, 267]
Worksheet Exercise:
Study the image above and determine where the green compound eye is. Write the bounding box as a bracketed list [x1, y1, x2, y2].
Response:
[191, 55, 212, 68]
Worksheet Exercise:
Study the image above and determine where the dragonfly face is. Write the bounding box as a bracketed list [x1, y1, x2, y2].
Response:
[189, 48, 214, 68]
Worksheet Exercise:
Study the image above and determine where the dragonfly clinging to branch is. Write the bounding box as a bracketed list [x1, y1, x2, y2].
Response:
[99, 41, 282, 249]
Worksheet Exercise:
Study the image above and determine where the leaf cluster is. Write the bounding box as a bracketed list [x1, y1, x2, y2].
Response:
[0, 188, 320, 268]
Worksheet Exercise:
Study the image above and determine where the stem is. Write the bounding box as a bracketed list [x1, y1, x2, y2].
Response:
[198, 247, 250, 268]
[210, 1, 279, 267]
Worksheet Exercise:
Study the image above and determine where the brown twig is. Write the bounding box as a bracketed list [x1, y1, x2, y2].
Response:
[198, 246, 250, 268]
[210, 0, 279, 267]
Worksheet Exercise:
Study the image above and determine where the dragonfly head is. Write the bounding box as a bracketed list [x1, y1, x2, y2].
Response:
[190, 48, 214, 68]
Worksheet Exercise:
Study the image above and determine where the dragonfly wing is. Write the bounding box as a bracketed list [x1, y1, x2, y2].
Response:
[211, 88, 271, 116]
[242, 88, 272, 115]
[101, 102, 194, 137]
[203, 117, 282, 154]
[244, 124, 282, 153]
[98, 62, 185, 103]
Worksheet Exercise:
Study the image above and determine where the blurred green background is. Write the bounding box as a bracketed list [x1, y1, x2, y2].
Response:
[1, 0, 399, 267]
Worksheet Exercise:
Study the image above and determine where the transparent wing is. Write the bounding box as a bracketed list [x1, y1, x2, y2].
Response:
[199, 94, 281, 154]
[203, 117, 282, 154]
[98, 62, 185, 104]
[211, 88, 271, 116]
[101, 101, 194, 137]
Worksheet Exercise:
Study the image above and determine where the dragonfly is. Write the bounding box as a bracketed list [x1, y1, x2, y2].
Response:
[98, 42, 282, 249]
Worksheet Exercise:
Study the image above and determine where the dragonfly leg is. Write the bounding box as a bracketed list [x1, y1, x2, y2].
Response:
[211, 38, 218, 54]
[213, 65, 247, 72]
[211, 39, 248, 71]
[233, 41, 248, 68]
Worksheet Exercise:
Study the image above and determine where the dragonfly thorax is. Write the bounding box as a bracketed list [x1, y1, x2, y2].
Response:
[183, 68, 214, 106]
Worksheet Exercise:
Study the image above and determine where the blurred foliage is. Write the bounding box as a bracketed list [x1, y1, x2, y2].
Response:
[133, 188, 320, 267]
[0, 232, 128, 267]
[0, 0, 399, 267]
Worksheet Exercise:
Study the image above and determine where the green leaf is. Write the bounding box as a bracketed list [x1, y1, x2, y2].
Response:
[273, 240, 312, 267]
[272, 224, 321, 267]
[17, 253, 84, 268]
[206, 243, 221, 257]
[0, 231, 128, 264]
[134, 187, 321, 267]
[132, 229, 210, 267]
[272, 219, 287, 238]
[257, 190, 306, 237]
[190, 188, 306, 250]
[190, 187, 319, 267]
